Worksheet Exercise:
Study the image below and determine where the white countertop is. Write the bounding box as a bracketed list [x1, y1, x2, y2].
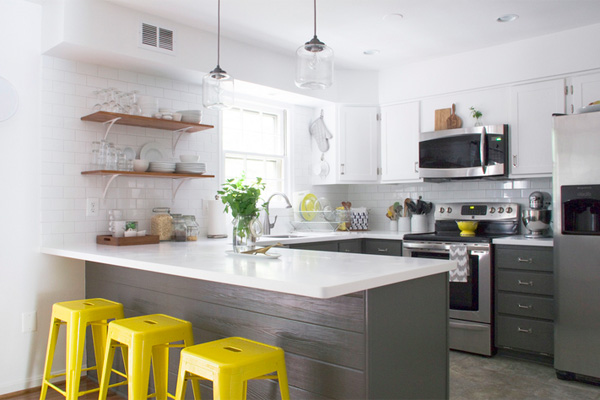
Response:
[256, 230, 410, 246]
[492, 235, 554, 247]
[41, 238, 454, 299]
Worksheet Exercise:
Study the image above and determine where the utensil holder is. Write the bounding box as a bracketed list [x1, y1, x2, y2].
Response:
[398, 217, 411, 232]
[411, 215, 428, 233]
[389, 220, 398, 231]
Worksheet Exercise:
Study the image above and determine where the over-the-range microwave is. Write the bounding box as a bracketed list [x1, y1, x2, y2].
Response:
[418, 124, 508, 180]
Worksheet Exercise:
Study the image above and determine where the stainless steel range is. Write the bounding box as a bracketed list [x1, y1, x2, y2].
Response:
[403, 202, 520, 356]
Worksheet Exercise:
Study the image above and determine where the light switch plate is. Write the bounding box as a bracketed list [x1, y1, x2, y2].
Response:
[86, 198, 99, 217]
[22, 311, 37, 332]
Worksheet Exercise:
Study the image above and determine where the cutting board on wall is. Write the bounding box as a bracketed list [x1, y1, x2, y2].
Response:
[434, 108, 452, 130]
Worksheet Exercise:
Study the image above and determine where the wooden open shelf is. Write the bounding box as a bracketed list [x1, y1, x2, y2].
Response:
[81, 170, 214, 178]
[81, 111, 214, 133]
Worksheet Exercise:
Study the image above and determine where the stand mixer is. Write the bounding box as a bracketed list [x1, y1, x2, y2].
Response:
[522, 191, 552, 238]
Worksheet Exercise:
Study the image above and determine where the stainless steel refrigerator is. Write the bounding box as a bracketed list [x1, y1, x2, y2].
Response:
[553, 111, 600, 383]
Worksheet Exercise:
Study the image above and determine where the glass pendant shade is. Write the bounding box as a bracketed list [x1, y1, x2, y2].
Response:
[295, 36, 334, 89]
[203, 65, 234, 109]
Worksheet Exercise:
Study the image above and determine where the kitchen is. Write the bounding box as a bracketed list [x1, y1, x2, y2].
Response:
[2, 0, 600, 398]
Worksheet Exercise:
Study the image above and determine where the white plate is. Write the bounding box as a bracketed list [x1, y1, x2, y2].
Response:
[122, 147, 136, 160]
[576, 103, 600, 114]
[225, 250, 281, 259]
[140, 142, 165, 162]
[0, 76, 19, 121]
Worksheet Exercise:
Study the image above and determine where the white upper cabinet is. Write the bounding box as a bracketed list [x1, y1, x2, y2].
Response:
[338, 106, 379, 182]
[568, 72, 600, 114]
[380, 102, 421, 183]
[509, 79, 566, 178]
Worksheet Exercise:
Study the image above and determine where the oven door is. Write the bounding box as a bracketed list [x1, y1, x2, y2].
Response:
[402, 242, 491, 324]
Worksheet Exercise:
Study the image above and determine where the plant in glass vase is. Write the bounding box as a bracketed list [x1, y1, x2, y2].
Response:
[469, 106, 483, 127]
[217, 174, 266, 252]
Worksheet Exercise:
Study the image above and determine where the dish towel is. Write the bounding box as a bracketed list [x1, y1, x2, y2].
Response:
[449, 245, 469, 283]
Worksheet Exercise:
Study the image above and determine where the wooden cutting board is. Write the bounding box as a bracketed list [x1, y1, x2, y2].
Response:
[446, 103, 462, 129]
[434, 108, 452, 130]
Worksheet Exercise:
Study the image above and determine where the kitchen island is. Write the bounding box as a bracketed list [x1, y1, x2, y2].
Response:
[42, 239, 454, 399]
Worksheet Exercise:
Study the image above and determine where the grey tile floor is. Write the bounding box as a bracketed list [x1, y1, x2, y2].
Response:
[450, 351, 600, 399]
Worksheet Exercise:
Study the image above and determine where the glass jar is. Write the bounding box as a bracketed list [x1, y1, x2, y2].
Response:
[232, 215, 262, 253]
[151, 207, 172, 241]
[184, 215, 199, 241]
[172, 214, 187, 242]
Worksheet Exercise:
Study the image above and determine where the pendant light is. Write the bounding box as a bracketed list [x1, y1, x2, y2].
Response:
[203, 0, 234, 109]
[295, 0, 334, 89]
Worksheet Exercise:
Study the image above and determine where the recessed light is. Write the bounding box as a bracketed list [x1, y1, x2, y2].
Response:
[363, 49, 380, 56]
[383, 13, 404, 21]
[497, 14, 519, 23]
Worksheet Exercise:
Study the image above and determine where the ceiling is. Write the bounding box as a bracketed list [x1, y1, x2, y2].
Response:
[105, 0, 600, 72]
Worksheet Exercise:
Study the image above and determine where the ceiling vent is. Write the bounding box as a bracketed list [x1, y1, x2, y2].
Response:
[139, 22, 175, 54]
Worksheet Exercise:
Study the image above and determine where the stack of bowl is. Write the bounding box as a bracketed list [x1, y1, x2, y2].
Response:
[178, 110, 202, 124]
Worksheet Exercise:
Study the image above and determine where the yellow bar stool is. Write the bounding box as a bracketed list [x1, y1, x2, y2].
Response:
[98, 313, 200, 400]
[174, 337, 290, 400]
[40, 298, 124, 400]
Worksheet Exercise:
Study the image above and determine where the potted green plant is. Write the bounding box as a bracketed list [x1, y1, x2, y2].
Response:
[217, 174, 266, 252]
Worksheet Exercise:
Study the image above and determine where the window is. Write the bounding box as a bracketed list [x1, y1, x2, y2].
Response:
[222, 104, 287, 199]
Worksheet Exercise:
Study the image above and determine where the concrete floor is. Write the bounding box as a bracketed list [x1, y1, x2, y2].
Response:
[450, 351, 600, 400]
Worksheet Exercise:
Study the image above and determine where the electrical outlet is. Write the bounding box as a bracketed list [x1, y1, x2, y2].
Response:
[86, 198, 99, 217]
[22, 311, 37, 332]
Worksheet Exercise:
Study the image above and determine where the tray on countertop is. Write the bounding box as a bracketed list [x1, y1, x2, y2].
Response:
[97, 235, 160, 246]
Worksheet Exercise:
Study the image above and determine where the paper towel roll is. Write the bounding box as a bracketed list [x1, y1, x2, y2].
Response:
[207, 200, 228, 238]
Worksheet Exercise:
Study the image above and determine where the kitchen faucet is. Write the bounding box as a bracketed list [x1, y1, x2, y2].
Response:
[263, 192, 292, 235]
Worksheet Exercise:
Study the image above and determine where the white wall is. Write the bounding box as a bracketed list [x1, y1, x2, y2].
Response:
[379, 22, 600, 103]
[42, 0, 379, 105]
[0, 1, 83, 395]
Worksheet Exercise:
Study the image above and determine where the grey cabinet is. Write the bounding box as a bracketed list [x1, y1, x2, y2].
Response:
[338, 239, 363, 254]
[290, 240, 362, 253]
[495, 245, 554, 358]
[363, 239, 402, 256]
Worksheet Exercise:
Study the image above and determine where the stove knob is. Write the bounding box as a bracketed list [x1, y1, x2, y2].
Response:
[489, 207, 496, 214]
[447, 207, 452, 214]
[498, 207, 505, 213]
[439, 207, 445, 214]
[506, 206, 513, 214]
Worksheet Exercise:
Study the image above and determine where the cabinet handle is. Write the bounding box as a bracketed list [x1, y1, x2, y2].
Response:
[512, 155, 517, 167]
[414, 161, 418, 173]
[571, 104, 574, 114]
[518, 304, 532, 309]
[343, 249, 351, 252]
[377, 248, 388, 253]
[518, 280, 534, 286]
[517, 327, 533, 334]
[340, 163, 345, 175]
[570, 85, 573, 95]
[517, 257, 533, 263]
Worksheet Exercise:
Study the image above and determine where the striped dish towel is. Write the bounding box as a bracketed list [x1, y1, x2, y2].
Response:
[449, 245, 469, 283]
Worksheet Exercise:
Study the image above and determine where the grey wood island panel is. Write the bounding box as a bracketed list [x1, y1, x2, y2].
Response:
[85, 261, 449, 399]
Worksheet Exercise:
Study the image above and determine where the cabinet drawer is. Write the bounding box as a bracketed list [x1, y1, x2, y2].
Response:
[497, 293, 554, 320]
[338, 239, 363, 254]
[496, 316, 553, 355]
[495, 246, 553, 272]
[497, 270, 553, 296]
[363, 239, 402, 256]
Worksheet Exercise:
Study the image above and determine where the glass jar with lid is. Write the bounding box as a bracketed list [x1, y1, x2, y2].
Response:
[172, 214, 187, 242]
[183, 215, 199, 241]
[151, 207, 172, 241]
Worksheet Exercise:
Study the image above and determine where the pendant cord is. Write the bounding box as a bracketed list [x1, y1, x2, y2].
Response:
[217, 0, 221, 66]
[313, 0, 317, 38]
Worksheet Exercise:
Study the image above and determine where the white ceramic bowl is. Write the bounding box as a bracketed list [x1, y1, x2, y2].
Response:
[133, 159, 150, 172]
[179, 154, 199, 163]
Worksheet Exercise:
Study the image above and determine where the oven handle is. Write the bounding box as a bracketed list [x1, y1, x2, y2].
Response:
[480, 126, 487, 174]
[402, 242, 490, 252]
[449, 320, 490, 331]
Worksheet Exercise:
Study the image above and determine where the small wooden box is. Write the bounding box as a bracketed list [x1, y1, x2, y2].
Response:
[96, 235, 160, 246]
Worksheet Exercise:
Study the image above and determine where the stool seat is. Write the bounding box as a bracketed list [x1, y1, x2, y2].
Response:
[175, 337, 290, 400]
[40, 298, 124, 400]
[98, 313, 200, 400]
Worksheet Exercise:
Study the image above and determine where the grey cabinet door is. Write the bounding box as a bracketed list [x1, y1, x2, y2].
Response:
[364, 239, 402, 256]
[290, 241, 339, 252]
[497, 293, 554, 320]
[338, 239, 363, 253]
[497, 270, 554, 296]
[496, 316, 554, 355]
